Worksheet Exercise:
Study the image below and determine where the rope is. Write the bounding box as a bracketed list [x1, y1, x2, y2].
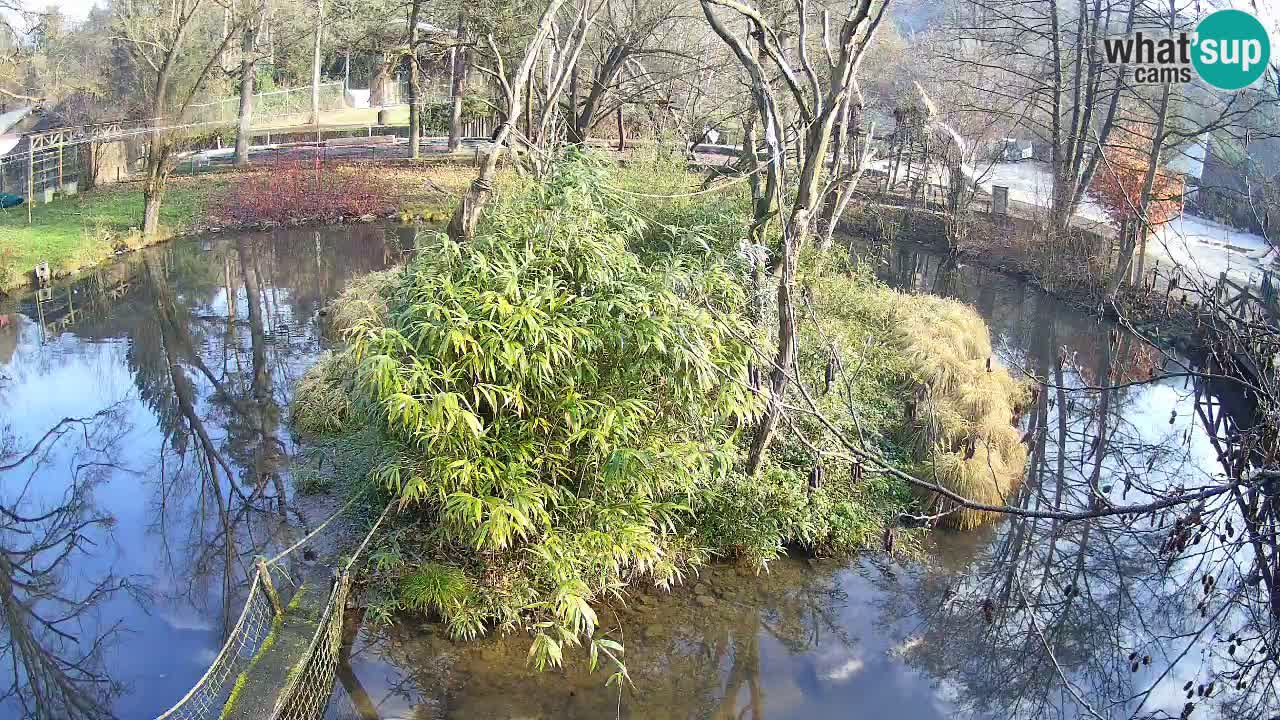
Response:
[265, 486, 367, 565]
[344, 497, 397, 573]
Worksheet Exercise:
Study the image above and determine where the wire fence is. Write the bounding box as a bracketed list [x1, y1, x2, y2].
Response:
[1, 81, 499, 227]
[188, 82, 350, 127]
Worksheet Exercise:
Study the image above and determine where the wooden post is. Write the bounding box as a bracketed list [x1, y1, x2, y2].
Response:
[256, 557, 284, 616]
[27, 144, 34, 225]
[616, 105, 625, 152]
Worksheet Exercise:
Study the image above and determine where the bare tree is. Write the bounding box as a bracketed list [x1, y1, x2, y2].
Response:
[115, 0, 245, 239]
[699, 0, 889, 476]
[565, 0, 682, 144]
[446, 0, 597, 242]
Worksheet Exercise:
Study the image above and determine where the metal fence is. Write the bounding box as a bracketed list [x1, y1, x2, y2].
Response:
[0, 137, 87, 206]
[188, 82, 350, 127]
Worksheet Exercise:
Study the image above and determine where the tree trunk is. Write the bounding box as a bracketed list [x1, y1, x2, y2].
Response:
[370, 57, 391, 107]
[745, 225, 797, 477]
[816, 95, 854, 250]
[568, 65, 579, 137]
[569, 48, 626, 145]
[234, 13, 260, 167]
[524, 81, 534, 140]
[310, 0, 324, 126]
[447, 12, 467, 152]
[142, 155, 167, 239]
[616, 105, 625, 152]
[407, 0, 422, 159]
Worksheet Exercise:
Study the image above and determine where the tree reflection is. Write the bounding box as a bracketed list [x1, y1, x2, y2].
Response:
[0, 408, 140, 719]
[870, 311, 1278, 718]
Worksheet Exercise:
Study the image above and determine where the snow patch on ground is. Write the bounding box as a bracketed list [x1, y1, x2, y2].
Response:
[1149, 213, 1275, 286]
[958, 159, 1277, 286]
[974, 161, 1110, 223]
[0, 105, 31, 136]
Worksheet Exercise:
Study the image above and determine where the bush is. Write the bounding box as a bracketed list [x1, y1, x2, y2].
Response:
[894, 295, 1032, 529]
[303, 150, 1026, 674]
[208, 162, 403, 226]
[338, 151, 762, 669]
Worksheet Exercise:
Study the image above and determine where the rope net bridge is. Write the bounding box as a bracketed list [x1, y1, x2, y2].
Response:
[155, 496, 394, 720]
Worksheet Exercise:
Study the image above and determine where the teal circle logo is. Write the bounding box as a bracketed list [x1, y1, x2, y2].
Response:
[1192, 9, 1271, 90]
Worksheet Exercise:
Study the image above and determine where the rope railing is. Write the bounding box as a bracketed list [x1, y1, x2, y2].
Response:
[268, 499, 398, 720]
[154, 573, 277, 720]
[151, 496, 394, 720]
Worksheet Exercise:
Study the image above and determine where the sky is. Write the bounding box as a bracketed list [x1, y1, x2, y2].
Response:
[20, 0, 99, 22]
[11, 0, 1280, 58]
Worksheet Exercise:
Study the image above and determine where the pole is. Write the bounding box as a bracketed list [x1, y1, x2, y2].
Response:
[255, 557, 284, 616]
[27, 144, 34, 225]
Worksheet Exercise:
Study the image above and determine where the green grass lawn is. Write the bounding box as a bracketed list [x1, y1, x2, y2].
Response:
[0, 178, 222, 292]
[0, 162, 471, 294]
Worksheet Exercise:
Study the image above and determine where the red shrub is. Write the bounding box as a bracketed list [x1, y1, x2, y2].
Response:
[209, 158, 403, 226]
[1091, 145, 1184, 231]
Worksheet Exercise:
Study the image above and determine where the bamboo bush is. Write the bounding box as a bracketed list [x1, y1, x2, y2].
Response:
[293, 151, 1029, 675]
[321, 152, 765, 673]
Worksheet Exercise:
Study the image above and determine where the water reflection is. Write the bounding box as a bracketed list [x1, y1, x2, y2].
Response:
[332, 238, 1276, 720]
[0, 225, 407, 718]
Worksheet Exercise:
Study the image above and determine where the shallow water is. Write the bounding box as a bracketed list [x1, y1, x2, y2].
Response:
[0, 230, 1269, 719]
[0, 225, 411, 719]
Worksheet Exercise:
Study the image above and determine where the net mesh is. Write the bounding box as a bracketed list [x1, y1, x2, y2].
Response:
[270, 573, 352, 720]
[153, 495, 390, 720]
[155, 574, 277, 720]
[187, 82, 350, 127]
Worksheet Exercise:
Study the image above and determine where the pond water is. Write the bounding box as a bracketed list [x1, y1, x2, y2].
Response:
[0, 225, 412, 719]
[0, 229, 1270, 720]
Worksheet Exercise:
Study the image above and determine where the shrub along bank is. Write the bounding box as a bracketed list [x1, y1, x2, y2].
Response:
[0, 164, 471, 295]
[290, 151, 1028, 675]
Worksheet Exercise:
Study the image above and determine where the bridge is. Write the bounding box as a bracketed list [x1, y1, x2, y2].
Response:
[154, 496, 394, 720]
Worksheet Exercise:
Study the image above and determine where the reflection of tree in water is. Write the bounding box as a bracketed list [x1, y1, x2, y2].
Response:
[0, 226, 402, 717]
[135, 243, 298, 636]
[126, 228, 402, 629]
[350, 560, 854, 719]
[868, 287, 1279, 719]
[0, 408, 142, 719]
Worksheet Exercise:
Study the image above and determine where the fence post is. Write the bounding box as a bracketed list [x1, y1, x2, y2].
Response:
[256, 557, 284, 616]
[27, 143, 34, 225]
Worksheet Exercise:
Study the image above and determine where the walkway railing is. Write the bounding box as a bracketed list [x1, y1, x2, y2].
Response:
[153, 496, 393, 720]
[154, 571, 278, 720]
